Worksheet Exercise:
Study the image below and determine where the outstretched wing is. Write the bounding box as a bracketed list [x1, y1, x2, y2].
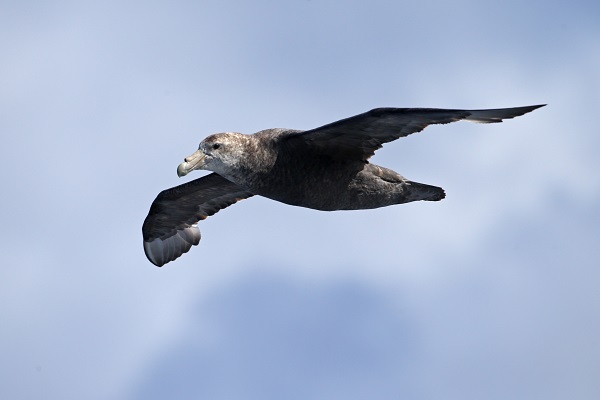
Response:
[142, 173, 254, 267]
[284, 105, 545, 161]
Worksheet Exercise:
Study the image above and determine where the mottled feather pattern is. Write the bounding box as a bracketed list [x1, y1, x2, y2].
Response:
[142, 105, 544, 266]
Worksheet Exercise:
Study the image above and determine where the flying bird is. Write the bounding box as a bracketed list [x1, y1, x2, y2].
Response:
[142, 105, 545, 266]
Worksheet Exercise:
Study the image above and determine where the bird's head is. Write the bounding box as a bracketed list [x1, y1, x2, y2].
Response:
[177, 132, 248, 179]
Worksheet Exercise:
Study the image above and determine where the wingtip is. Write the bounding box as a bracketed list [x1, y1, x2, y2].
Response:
[530, 104, 547, 110]
[143, 239, 167, 267]
[143, 226, 201, 267]
[519, 104, 547, 116]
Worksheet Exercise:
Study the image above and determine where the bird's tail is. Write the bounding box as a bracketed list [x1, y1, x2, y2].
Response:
[405, 180, 446, 202]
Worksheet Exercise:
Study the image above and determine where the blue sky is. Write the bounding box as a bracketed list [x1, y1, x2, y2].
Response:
[1, 1, 599, 399]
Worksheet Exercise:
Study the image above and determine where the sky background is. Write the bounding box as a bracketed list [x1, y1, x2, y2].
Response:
[1, 0, 599, 399]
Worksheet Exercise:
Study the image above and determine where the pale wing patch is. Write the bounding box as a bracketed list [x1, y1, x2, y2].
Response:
[144, 225, 201, 267]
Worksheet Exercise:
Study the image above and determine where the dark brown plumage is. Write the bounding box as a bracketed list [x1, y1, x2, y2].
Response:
[143, 105, 545, 266]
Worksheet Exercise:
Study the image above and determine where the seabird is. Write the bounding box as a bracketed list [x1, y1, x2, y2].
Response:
[143, 105, 545, 266]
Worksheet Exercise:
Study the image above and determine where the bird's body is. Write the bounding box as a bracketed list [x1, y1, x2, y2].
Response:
[143, 105, 545, 266]
[210, 128, 443, 211]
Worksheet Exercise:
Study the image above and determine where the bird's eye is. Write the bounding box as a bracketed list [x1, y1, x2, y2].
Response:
[212, 143, 221, 150]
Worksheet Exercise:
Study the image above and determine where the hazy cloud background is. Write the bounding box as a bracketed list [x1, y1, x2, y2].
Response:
[1, 1, 599, 399]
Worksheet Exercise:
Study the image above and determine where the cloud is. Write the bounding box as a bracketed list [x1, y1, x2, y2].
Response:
[1, 0, 599, 399]
[131, 273, 418, 400]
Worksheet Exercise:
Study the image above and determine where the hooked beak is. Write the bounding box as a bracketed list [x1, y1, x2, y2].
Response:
[177, 150, 206, 177]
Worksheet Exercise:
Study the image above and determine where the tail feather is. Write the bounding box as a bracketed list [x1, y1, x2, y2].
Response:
[405, 180, 446, 202]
